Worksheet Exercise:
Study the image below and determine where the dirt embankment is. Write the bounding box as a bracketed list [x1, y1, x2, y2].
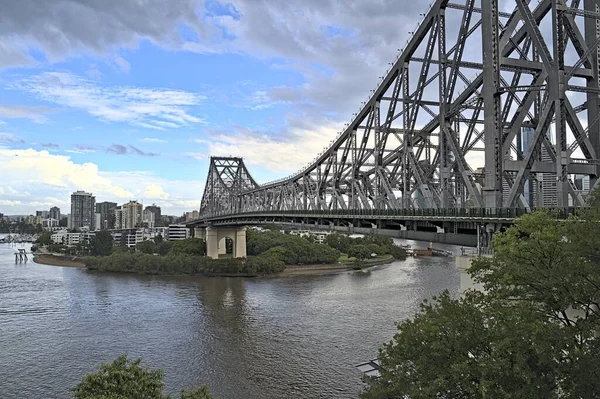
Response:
[33, 254, 86, 268]
[278, 255, 395, 276]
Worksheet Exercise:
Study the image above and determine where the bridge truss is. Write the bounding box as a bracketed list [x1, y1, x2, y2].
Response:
[201, 0, 600, 218]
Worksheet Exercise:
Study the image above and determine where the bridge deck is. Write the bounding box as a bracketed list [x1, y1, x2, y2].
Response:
[195, 207, 582, 227]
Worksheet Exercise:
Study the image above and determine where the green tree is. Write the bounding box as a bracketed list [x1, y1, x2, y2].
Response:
[35, 231, 52, 246]
[90, 230, 114, 257]
[362, 207, 600, 398]
[170, 238, 205, 256]
[347, 245, 372, 261]
[136, 240, 157, 254]
[73, 355, 212, 399]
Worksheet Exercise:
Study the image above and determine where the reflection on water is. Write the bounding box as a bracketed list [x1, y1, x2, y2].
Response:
[0, 237, 460, 399]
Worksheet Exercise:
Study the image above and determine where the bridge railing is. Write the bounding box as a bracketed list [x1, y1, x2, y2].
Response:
[201, 207, 586, 220]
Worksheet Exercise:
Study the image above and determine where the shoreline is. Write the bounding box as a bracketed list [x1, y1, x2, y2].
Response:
[277, 255, 396, 276]
[31, 254, 397, 277]
[33, 254, 85, 268]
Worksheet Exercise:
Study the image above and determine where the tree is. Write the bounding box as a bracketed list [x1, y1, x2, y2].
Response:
[347, 245, 372, 261]
[170, 238, 205, 256]
[73, 355, 212, 399]
[90, 230, 114, 257]
[136, 240, 156, 254]
[362, 207, 600, 398]
[36, 231, 53, 246]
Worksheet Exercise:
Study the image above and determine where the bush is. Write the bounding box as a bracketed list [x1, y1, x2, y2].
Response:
[84, 252, 284, 276]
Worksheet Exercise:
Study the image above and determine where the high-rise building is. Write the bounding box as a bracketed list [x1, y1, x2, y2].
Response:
[144, 204, 162, 222]
[540, 133, 557, 207]
[114, 201, 143, 229]
[185, 210, 199, 221]
[96, 201, 117, 230]
[142, 209, 155, 228]
[70, 191, 96, 230]
[36, 210, 49, 218]
[49, 206, 61, 221]
[520, 127, 539, 209]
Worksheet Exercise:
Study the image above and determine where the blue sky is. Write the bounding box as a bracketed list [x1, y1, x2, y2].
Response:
[0, 0, 420, 215]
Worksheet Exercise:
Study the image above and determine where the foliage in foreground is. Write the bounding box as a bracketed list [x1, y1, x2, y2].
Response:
[84, 251, 285, 276]
[362, 207, 600, 398]
[73, 355, 211, 399]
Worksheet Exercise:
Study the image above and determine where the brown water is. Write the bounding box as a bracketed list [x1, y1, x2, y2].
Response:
[0, 237, 460, 398]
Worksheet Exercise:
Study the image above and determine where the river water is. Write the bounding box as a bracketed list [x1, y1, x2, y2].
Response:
[0, 236, 461, 399]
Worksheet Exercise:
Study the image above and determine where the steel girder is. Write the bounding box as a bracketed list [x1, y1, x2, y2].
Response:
[200, 157, 259, 216]
[200, 0, 600, 218]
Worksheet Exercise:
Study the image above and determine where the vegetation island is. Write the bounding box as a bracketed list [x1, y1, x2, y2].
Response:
[33, 228, 407, 277]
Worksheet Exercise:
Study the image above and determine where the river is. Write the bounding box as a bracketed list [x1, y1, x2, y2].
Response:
[0, 236, 461, 398]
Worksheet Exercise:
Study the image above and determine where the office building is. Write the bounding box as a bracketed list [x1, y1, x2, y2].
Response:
[96, 201, 117, 230]
[168, 224, 189, 240]
[114, 201, 143, 229]
[49, 207, 61, 221]
[70, 190, 96, 230]
[185, 210, 199, 222]
[142, 209, 155, 228]
[144, 204, 162, 222]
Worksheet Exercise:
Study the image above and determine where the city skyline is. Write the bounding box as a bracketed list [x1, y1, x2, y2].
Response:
[0, 1, 428, 215]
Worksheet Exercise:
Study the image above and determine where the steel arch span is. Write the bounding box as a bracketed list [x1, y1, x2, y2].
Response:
[200, 0, 600, 220]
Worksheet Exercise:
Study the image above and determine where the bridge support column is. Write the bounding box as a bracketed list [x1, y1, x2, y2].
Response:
[235, 227, 247, 258]
[206, 227, 219, 259]
[194, 227, 206, 240]
[218, 241, 227, 255]
[205, 226, 247, 259]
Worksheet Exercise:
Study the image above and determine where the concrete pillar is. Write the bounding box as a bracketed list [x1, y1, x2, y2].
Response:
[194, 227, 206, 240]
[235, 227, 247, 258]
[206, 227, 219, 259]
[218, 238, 227, 255]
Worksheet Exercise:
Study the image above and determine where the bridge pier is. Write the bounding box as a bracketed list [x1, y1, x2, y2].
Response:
[204, 226, 247, 259]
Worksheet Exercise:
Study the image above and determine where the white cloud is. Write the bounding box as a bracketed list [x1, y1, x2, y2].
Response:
[0, 132, 24, 144]
[0, 105, 52, 123]
[140, 137, 167, 143]
[0, 147, 202, 215]
[111, 55, 131, 73]
[205, 122, 338, 175]
[12, 72, 207, 130]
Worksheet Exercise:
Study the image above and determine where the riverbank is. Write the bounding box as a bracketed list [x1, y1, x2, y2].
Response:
[33, 254, 85, 268]
[31, 252, 396, 277]
[278, 255, 395, 276]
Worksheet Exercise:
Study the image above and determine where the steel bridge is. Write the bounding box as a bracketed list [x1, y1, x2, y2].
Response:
[198, 0, 600, 243]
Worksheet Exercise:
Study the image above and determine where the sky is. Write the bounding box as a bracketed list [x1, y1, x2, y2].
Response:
[0, 0, 436, 215]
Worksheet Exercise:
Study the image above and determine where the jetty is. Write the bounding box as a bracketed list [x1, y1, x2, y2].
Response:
[14, 249, 31, 262]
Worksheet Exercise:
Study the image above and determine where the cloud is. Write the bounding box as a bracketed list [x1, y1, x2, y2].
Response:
[65, 145, 96, 154]
[41, 143, 60, 149]
[111, 55, 131, 73]
[0, 105, 52, 123]
[12, 72, 206, 130]
[0, 147, 134, 202]
[106, 144, 158, 156]
[0, 147, 202, 215]
[185, 152, 205, 160]
[140, 137, 167, 143]
[0, 0, 204, 69]
[0, 133, 24, 144]
[204, 121, 338, 174]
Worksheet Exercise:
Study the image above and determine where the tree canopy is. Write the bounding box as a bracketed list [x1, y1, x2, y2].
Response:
[73, 355, 212, 399]
[90, 230, 114, 257]
[362, 205, 600, 398]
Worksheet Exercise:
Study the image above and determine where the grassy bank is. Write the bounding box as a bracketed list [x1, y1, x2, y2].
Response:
[33, 254, 86, 268]
[279, 254, 395, 276]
